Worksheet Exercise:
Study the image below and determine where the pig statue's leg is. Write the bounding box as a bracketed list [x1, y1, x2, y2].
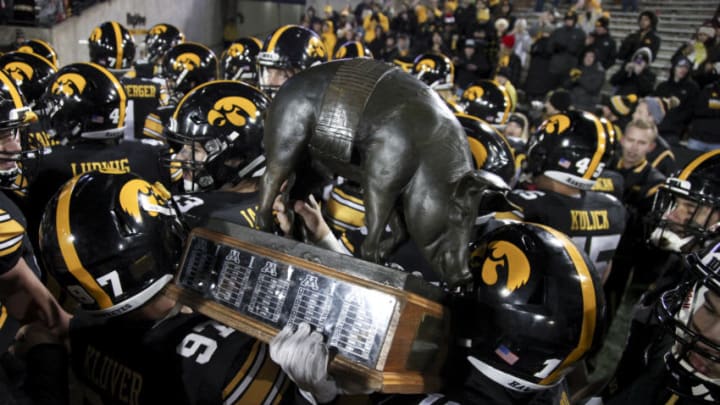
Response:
[378, 207, 408, 259]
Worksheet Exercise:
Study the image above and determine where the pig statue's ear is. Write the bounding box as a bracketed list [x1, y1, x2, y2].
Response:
[452, 170, 510, 206]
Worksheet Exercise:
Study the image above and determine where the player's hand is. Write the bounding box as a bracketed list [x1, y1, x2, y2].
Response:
[11, 321, 65, 358]
[270, 322, 339, 404]
[293, 195, 331, 243]
[273, 194, 292, 235]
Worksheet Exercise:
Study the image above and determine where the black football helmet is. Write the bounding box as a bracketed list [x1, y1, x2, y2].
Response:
[221, 37, 262, 84]
[0, 71, 39, 189]
[162, 42, 218, 99]
[257, 25, 327, 96]
[657, 241, 720, 403]
[600, 117, 621, 164]
[412, 53, 455, 91]
[41, 62, 127, 143]
[649, 150, 720, 253]
[334, 41, 373, 59]
[455, 113, 515, 186]
[461, 80, 515, 125]
[456, 222, 605, 392]
[145, 23, 185, 66]
[164, 80, 270, 192]
[39, 171, 182, 317]
[525, 110, 608, 190]
[88, 21, 136, 72]
[16, 39, 58, 69]
[0, 51, 56, 107]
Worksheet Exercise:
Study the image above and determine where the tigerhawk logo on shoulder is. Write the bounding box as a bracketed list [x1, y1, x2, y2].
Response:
[119, 179, 172, 221]
[481, 240, 531, 292]
[463, 85, 484, 102]
[174, 52, 201, 72]
[3, 62, 34, 83]
[208, 96, 257, 127]
[51, 73, 87, 96]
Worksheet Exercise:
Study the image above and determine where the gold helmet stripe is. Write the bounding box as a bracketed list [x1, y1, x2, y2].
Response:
[86, 62, 126, 129]
[265, 25, 295, 53]
[111, 22, 124, 70]
[0, 71, 24, 108]
[33, 39, 57, 67]
[467, 136, 488, 169]
[583, 111, 607, 180]
[55, 175, 113, 308]
[250, 36, 263, 49]
[534, 223, 597, 385]
[355, 42, 364, 57]
[679, 149, 720, 180]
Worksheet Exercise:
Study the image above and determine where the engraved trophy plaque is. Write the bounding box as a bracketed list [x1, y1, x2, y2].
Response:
[163, 219, 449, 393]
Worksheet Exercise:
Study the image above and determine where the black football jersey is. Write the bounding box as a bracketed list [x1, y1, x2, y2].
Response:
[173, 191, 260, 230]
[504, 188, 627, 279]
[592, 169, 625, 201]
[120, 76, 165, 140]
[647, 135, 677, 177]
[142, 104, 175, 141]
[69, 312, 292, 404]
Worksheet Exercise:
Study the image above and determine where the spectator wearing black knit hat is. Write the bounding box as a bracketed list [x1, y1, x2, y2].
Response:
[653, 56, 700, 146]
[617, 11, 661, 64]
[603, 93, 638, 130]
[611, 47, 656, 97]
[586, 16, 617, 70]
[632, 96, 680, 176]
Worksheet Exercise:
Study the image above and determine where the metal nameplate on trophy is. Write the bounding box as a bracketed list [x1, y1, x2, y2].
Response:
[163, 219, 448, 394]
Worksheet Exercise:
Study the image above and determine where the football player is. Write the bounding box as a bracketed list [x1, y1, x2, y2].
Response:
[15, 38, 58, 69]
[334, 40, 373, 60]
[411, 53, 456, 104]
[272, 222, 606, 404]
[35, 171, 299, 404]
[87, 21, 136, 77]
[499, 110, 626, 282]
[221, 37, 262, 85]
[257, 25, 328, 98]
[460, 79, 515, 126]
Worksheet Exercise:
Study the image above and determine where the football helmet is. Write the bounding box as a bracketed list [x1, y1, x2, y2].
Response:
[0, 51, 56, 107]
[162, 42, 218, 99]
[457, 222, 604, 392]
[461, 80, 515, 125]
[88, 21, 136, 72]
[648, 150, 720, 253]
[412, 53, 454, 91]
[145, 23, 185, 66]
[16, 39, 58, 69]
[41, 62, 127, 142]
[0, 71, 39, 189]
[657, 242, 720, 403]
[164, 80, 270, 192]
[39, 171, 182, 317]
[455, 113, 515, 186]
[221, 37, 262, 83]
[257, 25, 327, 96]
[525, 110, 608, 190]
[334, 41, 373, 59]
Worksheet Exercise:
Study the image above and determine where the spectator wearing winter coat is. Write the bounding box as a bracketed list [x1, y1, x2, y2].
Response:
[610, 47, 656, 97]
[686, 80, 720, 152]
[617, 11, 661, 63]
[563, 48, 605, 111]
[511, 18, 532, 69]
[495, 34, 522, 86]
[653, 56, 700, 145]
[586, 16, 617, 70]
[524, 10, 557, 100]
[547, 10, 586, 90]
[455, 38, 493, 89]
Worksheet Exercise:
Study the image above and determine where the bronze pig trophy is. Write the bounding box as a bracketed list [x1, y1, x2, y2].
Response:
[256, 59, 509, 287]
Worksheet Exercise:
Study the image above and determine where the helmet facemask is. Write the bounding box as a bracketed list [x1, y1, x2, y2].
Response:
[0, 104, 41, 189]
[649, 179, 720, 253]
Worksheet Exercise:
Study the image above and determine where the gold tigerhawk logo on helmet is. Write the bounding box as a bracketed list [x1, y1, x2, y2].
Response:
[481, 240, 531, 292]
[228, 43, 245, 58]
[173, 52, 201, 72]
[416, 58, 436, 72]
[89, 27, 103, 42]
[119, 179, 169, 221]
[51, 73, 87, 97]
[16, 45, 36, 56]
[3, 62, 34, 83]
[542, 114, 571, 135]
[207, 96, 257, 127]
[149, 24, 167, 36]
[307, 37, 327, 59]
[463, 85, 485, 102]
